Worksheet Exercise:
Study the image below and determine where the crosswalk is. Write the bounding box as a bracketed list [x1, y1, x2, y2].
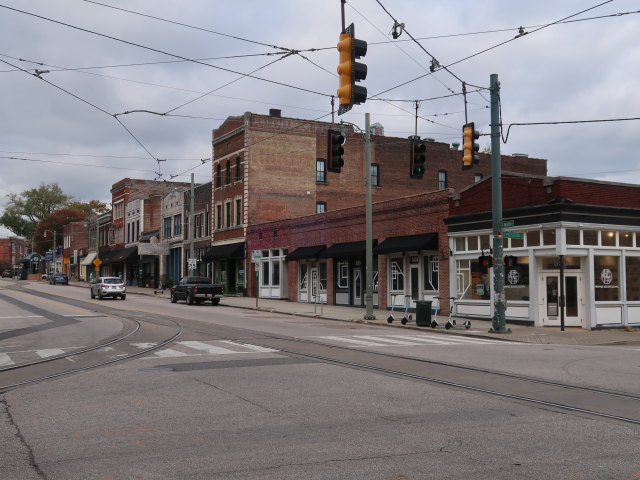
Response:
[311, 334, 509, 348]
[0, 347, 78, 367]
[134, 340, 279, 359]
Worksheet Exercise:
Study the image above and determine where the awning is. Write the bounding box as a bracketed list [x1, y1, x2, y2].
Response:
[202, 242, 245, 261]
[80, 252, 97, 266]
[103, 246, 139, 264]
[373, 233, 438, 254]
[319, 240, 376, 258]
[285, 245, 326, 261]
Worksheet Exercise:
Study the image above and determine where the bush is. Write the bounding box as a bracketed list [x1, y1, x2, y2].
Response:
[159, 274, 176, 289]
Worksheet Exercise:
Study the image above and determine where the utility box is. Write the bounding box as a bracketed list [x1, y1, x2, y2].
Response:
[415, 300, 433, 327]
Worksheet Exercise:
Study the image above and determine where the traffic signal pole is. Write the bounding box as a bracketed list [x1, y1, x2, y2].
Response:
[489, 73, 511, 334]
[364, 112, 375, 320]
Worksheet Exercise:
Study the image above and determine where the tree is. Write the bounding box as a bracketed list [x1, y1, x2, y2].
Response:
[0, 183, 71, 239]
[67, 200, 110, 214]
[32, 209, 89, 253]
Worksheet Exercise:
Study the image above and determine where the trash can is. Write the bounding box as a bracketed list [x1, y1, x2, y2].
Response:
[415, 300, 433, 327]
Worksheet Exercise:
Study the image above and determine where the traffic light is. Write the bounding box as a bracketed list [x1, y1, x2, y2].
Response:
[478, 253, 494, 270]
[462, 122, 480, 170]
[327, 129, 345, 173]
[336, 23, 367, 115]
[409, 136, 426, 179]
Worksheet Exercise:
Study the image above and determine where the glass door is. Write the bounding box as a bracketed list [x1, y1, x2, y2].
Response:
[542, 273, 581, 326]
[410, 265, 420, 305]
[353, 267, 362, 305]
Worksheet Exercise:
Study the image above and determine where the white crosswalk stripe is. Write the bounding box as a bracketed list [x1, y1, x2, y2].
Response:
[36, 349, 66, 358]
[0, 353, 13, 366]
[134, 340, 280, 359]
[313, 334, 507, 347]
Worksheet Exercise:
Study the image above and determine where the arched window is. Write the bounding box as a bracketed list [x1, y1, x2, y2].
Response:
[215, 164, 221, 188]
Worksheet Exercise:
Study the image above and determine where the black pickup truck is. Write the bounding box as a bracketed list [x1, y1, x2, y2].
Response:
[170, 276, 224, 305]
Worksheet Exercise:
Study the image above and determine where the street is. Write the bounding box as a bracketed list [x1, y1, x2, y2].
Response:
[1, 280, 639, 479]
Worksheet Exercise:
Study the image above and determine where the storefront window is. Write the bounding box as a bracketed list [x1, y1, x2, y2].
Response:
[261, 261, 270, 286]
[542, 229, 556, 245]
[299, 263, 308, 290]
[423, 255, 438, 291]
[479, 234, 491, 250]
[541, 256, 581, 270]
[527, 231, 540, 247]
[319, 262, 327, 290]
[467, 236, 478, 251]
[625, 257, 640, 301]
[456, 259, 490, 300]
[602, 231, 616, 247]
[583, 230, 598, 245]
[504, 256, 530, 301]
[566, 229, 580, 245]
[455, 237, 466, 251]
[336, 260, 349, 289]
[620, 232, 633, 247]
[271, 261, 280, 286]
[391, 258, 404, 291]
[594, 255, 620, 301]
[510, 237, 524, 248]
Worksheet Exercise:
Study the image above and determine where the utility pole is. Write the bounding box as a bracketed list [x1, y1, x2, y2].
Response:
[364, 113, 375, 319]
[489, 73, 511, 334]
[189, 173, 195, 276]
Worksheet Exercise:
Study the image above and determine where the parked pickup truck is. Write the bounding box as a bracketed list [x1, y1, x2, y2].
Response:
[170, 276, 224, 305]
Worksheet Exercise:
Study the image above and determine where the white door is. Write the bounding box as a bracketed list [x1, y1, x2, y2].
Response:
[541, 273, 582, 327]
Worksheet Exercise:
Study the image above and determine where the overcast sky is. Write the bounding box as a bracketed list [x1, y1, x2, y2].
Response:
[1, 0, 639, 237]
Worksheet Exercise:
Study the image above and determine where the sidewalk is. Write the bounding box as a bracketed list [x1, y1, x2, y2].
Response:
[73, 281, 640, 346]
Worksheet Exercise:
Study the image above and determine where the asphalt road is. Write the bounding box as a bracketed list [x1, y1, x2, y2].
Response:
[1, 282, 638, 479]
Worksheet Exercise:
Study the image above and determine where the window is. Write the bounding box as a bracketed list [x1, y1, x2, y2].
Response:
[261, 261, 270, 286]
[299, 263, 308, 291]
[602, 231, 616, 247]
[225, 202, 231, 228]
[423, 255, 438, 291]
[316, 158, 326, 182]
[316, 202, 326, 213]
[216, 204, 222, 229]
[626, 256, 640, 301]
[215, 164, 221, 188]
[527, 231, 540, 247]
[456, 259, 490, 300]
[504, 256, 530, 301]
[455, 237, 466, 251]
[336, 261, 349, 289]
[474, 173, 483, 182]
[438, 170, 447, 189]
[542, 229, 556, 245]
[621, 232, 633, 247]
[566, 229, 580, 245]
[467, 236, 478, 251]
[583, 230, 598, 245]
[391, 258, 404, 291]
[163, 217, 172, 238]
[173, 214, 182, 236]
[113, 201, 124, 220]
[594, 255, 620, 301]
[235, 156, 242, 182]
[236, 198, 242, 226]
[195, 214, 202, 238]
[225, 160, 231, 185]
[371, 164, 379, 187]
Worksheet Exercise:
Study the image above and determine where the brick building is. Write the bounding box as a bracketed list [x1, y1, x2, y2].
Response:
[0, 237, 29, 271]
[209, 109, 547, 295]
[446, 174, 640, 329]
[62, 221, 88, 280]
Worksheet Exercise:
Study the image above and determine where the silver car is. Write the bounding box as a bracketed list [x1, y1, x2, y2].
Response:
[90, 276, 126, 300]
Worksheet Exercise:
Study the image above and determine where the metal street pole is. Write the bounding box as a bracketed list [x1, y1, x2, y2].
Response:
[489, 73, 511, 334]
[189, 173, 195, 276]
[364, 113, 375, 320]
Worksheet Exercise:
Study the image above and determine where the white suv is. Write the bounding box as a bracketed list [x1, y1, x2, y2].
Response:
[91, 276, 126, 300]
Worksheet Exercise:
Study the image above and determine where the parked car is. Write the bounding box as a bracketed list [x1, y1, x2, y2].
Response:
[41, 273, 48, 281]
[49, 273, 69, 285]
[1, 270, 12, 278]
[170, 276, 224, 305]
[90, 276, 126, 300]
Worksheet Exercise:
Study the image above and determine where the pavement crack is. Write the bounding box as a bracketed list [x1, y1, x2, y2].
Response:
[1, 396, 49, 479]
[193, 378, 275, 413]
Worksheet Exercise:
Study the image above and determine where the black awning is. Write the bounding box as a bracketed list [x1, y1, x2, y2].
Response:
[105, 246, 139, 264]
[319, 240, 376, 258]
[284, 245, 326, 261]
[202, 242, 245, 261]
[373, 233, 438, 254]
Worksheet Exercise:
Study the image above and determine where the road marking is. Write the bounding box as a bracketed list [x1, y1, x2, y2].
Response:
[315, 334, 508, 347]
[35, 349, 65, 358]
[179, 341, 239, 355]
[152, 348, 190, 357]
[317, 336, 387, 347]
[389, 334, 503, 345]
[0, 315, 43, 319]
[131, 343, 158, 349]
[0, 353, 13, 366]
[135, 341, 281, 359]
[219, 340, 279, 353]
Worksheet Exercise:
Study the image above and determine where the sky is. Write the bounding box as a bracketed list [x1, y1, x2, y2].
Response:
[1, 0, 639, 237]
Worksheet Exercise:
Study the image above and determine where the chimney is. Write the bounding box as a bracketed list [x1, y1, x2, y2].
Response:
[269, 108, 281, 118]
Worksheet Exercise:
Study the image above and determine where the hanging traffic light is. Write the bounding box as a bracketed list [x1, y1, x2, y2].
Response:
[409, 136, 426, 179]
[462, 122, 480, 170]
[327, 129, 345, 173]
[336, 23, 367, 115]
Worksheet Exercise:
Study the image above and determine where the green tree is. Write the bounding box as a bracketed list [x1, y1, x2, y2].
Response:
[67, 200, 110, 214]
[32, 209, 89, 253]
[0, 183, 71, 239]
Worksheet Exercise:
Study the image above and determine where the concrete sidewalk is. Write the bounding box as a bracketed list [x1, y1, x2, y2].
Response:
[73, 281, 640, 346]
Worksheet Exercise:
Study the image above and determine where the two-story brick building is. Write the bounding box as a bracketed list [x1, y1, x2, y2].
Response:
[0, 237, 30, 272]
[208, 109, 547, 296]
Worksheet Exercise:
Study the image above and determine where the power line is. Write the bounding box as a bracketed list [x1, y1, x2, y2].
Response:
[503, 117, 640, 143]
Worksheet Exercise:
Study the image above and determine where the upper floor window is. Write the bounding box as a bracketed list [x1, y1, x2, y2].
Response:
[225, 160, 231, 185]
[216, 204, 222, 229]
[236, 198, 242, 226]
[316, 158, 326, 183]
[438, 170, 447, 189]
[474, 173, 483, 182]
[215, 164, 222, 188]
[235, 156, 242, 182]
[163, 217, 172, 238]
[316, 201, 327, 213]
[371, 164, 380, 187]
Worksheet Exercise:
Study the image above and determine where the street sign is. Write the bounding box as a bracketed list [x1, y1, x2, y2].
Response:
[502, 220, 514, 228]
[93, 258, 102, 268]
[503, 231, 524, 239]
[252, 250, 262, 264]
[188, 258, 197, 270]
